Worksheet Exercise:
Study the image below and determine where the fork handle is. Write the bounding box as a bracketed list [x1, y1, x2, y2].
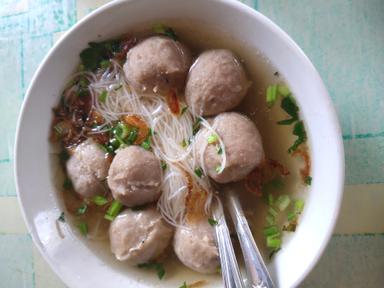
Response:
[225, 189, 275, 288]
[213, 201, 245, 288]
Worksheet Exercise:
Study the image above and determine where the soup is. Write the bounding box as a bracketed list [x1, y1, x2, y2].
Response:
[50, 21, 311, 284]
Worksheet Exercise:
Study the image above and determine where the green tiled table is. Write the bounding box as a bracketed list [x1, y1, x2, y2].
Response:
[1, 0, 383, 287]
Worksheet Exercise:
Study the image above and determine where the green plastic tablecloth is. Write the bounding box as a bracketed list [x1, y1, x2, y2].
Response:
[1, 0, 383, 287]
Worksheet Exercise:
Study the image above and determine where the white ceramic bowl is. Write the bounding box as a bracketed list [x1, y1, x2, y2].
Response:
[15, 0, 344, 287]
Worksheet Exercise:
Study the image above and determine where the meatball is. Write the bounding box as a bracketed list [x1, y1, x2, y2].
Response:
[66, 139, 110, 198]
[173, 219, 219, 274]
[124, 36, 192, 93]
[195, 112, 264, 183]
[185, 49, 250, 116]
[107, 146, 162, 207]
[109, 207, 174, 264]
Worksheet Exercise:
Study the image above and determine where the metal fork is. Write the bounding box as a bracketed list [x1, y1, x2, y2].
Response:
[212, 199, 245, 288]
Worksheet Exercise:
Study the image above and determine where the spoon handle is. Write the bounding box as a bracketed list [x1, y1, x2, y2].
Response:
[225, 189, 275, 288]
[213, 201, 245, 288]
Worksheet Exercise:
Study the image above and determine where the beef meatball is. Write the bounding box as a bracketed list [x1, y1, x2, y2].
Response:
[173, 219, 219, 274]
[109, 207, 173, 264]
[66, 139, 110, 198]
[185, 49, 250, 116]
[124, 36, 192, 93]
[107, 146, 162, 207]
[195, 112, 264, 183]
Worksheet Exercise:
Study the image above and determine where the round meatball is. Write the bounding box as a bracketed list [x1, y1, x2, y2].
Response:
[66, 139, 110, 198]
[174, 219, 219, 274]
[109, 207, 174, 264]
[185, 49, 250, 116]
[196, 112, 264, 183]
[107, 146, 162, 207]
[124, 36, 192, 93]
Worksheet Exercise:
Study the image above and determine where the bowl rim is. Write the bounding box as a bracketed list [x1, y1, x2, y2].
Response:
[14, 0, 345, 287]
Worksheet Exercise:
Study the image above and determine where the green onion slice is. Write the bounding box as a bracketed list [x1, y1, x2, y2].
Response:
[77, 222, 88, 236]
[278, 84, 290, 97]
[207, 134, 218, 144]
[266, 84, 278, 107]
[77, 203, 87, 215]
[266, 235, 281, 249]
[208, 218, 218, 226]
[194, 167, 203, 178]
[98, 90, 107, 103]
[93, 195, 108, 206]
[104, 200, 123, 221]
[276, 195, 291, 211]
[137, 262, 166, 280]
[294, 199, 305, 214]
[263, 225, 280, 237]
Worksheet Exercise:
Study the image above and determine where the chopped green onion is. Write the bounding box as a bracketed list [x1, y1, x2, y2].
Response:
[100, 60, 110, 69]
[266, 214, 275, 226]
[77, 222, 88, 236]
[216, 266, 222, 274]
[58, 150, 69, 164]
[192, 118, 202, 135]
[179, 281, 187, 288]
[148, 128, 153, 136]
[288, 120, 307, 153]
[109, 138, 120, 149]
[263, 225, 280, 237]
[215, 165, 222, 173]
[104, 200, 123, 221]
[281, 96, 299, 119]
[266, 84, 278, 107]
[305, 176, 312, 185]
[266, 235, 281, 249]
[269, 248, 281, 259]
[77, 203, 87, 215]
[53, 123, 64, 136]
[114, 123, 130, 139]
[180, 139, 187, 148]
[277, 118, 297, 125]
[276, 195, 291, 211]
[283, 221, 297, 232]
[126, 128, 138, 144]
[194, 167, 203, 178]
[152, 23, 178, 41]
[287, 211, 297, 222]
[207, 134, 218, 144]
[57, 212, 65, 223]
[63, 178, 72, 190]
[93, 195, 108, 206]
[208, 218, 218, 226]
[216, 144, 223, 155]
[268, 207, 278, 218]
[181, 106, 188, 115]
[138, 262, 165, 280]
[141, 138, 151, 150]
[267, 194, 274, 206]
[294, 199, 305, 214]
[278, 84, 291, 97]
[160, 161, 167, 170]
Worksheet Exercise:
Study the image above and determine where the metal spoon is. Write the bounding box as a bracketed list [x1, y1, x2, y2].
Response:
[225, 187, 275, 288]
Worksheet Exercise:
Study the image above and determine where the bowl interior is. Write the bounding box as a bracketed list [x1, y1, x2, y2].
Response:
[15, 0, 344, 287]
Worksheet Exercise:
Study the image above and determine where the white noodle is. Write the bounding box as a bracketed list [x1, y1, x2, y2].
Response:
[74, 63, 227, 226]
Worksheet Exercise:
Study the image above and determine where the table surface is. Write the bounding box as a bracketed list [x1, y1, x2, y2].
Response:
[1, 0, 383, 287]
